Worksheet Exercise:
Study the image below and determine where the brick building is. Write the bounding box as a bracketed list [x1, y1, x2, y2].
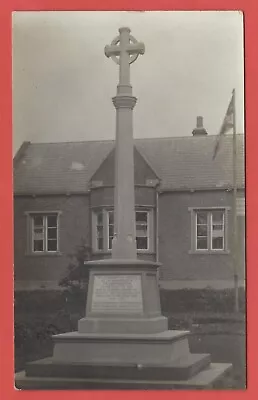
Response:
[13, 128, 245, 291]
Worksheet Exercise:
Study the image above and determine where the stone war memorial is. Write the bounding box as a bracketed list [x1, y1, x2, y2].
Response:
[15, 27, 232, 390]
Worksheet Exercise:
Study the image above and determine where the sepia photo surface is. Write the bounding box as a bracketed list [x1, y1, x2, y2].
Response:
[13, 11, 245, 390]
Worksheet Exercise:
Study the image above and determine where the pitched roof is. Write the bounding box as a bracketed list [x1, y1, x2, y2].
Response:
[136, 134, 245, 191]
[14, 134, 244, 194]
[14, 140, 114, 194]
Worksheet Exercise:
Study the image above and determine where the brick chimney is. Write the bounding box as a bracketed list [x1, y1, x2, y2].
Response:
[192, 116, 208, 136]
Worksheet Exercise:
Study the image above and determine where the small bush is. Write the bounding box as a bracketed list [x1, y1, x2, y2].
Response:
[59, 240, 91, 294]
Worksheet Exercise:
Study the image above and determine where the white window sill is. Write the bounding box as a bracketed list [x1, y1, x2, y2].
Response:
[188, 250, 230, 255]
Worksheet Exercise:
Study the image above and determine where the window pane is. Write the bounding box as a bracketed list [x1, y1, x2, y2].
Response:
[109, 225, 114, 237]
[97, 226, 103, 238]
[33, 216, 43, 226]
[108, 211, 114, 225]
[47, 215, 57, 227]
[136, 212, 147, 223]
[34, 240, 44, 252]
[109, 238, 113, 250]
[212, 223, 223, 231]
[34, 227, 43, 233]
[136, 237, 148, 250]
[48, 227, 57, 239]
[97, 212, 103, 225]
[212, 210, 224, 224]
[33, 228, 44, 240]
[47, 240, 57, 251]
[197, 225, 207, 236]
[196, 212, 207, 224]
[98, 238, 103, 250]
[212, 229, 224, 239]
[197, 237, 208, 250]
[212, 237, 223, 250]
[136, 225, 147, 237]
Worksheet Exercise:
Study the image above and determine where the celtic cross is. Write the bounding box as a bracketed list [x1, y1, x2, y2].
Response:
[104, 27, 145, 87]
[104, 28, 145, 259]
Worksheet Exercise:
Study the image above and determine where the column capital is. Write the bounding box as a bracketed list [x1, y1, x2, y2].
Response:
[112, 95, 137, 109]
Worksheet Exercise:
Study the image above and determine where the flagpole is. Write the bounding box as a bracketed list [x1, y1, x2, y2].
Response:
[232, 88, 239, 313]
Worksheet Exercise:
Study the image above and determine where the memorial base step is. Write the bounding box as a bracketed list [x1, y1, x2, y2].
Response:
[78, 315, 168, 334]
[24, 353, 211, 381]
[52, 330, 190, 364]
[15, 362, 232, 390]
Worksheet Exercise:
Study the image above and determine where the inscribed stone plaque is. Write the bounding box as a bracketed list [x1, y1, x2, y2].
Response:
[91, 274, 143, 313]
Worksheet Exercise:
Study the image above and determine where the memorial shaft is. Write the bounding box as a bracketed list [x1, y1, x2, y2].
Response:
[105, 27, 145, 259]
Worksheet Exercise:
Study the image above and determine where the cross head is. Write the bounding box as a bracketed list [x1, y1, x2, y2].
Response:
[105, 27, 145, 86]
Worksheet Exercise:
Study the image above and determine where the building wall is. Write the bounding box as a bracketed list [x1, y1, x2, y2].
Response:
[14, 189, 245, 290]
[90, 186, 157, 208]
[158, 189, 245, 288]
[14, 194, 90, 290]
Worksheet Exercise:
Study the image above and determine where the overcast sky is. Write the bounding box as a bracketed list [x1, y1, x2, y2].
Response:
[12, 11, 244, 154]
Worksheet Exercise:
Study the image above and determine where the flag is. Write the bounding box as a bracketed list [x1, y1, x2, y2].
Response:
[213, 90, 235, 160]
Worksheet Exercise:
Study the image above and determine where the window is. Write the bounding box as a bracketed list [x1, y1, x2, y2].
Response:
[30, 214, 59, 253]
[96, 211, 104, 251]
[108, 211, 114, 250]
[136, 211, 148, 250]
[195, 209, 225, 251]
[93, 209, 151, 252]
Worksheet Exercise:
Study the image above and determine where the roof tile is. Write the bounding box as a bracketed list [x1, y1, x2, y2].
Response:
[14, 135, 244, 194]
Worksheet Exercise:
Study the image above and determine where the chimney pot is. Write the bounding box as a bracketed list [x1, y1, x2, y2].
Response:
[196, 116, 203, 128]
[192, 116, 208, 136]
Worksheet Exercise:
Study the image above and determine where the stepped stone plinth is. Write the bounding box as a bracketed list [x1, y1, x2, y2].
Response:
[16, 259, 232, 389]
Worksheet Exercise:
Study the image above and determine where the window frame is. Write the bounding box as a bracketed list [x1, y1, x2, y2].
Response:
[107, 210, 114, 251]
[189, 207, 229, 254]
[135, 210, 149, 251]
[210, 210, 225, 251]
[96, 210, 104, 251]
[92, 208, 152, 253]
[25, 211, 61, 255]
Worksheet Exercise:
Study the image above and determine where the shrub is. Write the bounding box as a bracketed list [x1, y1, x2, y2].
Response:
[59, 240, 91, 300]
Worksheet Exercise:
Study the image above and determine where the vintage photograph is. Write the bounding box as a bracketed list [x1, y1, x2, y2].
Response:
[13, 11, 245, 389]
